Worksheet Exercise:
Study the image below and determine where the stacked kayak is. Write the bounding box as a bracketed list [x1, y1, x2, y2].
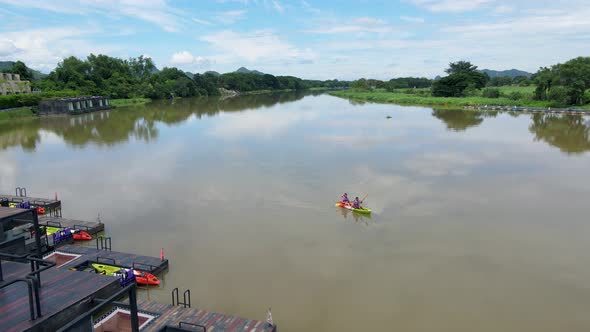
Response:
[91, 263, 160, 286]
[335, 201, 371, 214]
[45, 226, 92, 241]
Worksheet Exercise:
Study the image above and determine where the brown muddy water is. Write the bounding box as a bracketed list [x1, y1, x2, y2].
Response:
[1, 92, 590, 331]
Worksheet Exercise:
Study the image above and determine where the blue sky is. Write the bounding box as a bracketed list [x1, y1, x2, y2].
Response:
[0, 0, 589, 80]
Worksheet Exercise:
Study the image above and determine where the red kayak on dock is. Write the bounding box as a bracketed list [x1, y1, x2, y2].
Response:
[72, 230, 92, 241]
[134, 270, 160, 286]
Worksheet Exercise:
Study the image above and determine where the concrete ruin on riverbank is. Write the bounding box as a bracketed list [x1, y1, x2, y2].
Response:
[38, 96, 112, 115]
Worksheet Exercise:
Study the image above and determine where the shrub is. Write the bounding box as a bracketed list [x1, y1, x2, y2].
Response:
[547, 86, 569, 107]
[508, 92, 523, 100]
[482, 88, 501, 98]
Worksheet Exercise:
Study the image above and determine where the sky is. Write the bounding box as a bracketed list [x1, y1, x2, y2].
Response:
[0, 0, 589, 80]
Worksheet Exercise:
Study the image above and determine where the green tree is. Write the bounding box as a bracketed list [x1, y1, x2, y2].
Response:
[10, 61, 33, 81]
[432, 61, 489, 97]
[533, 57, 590, 106]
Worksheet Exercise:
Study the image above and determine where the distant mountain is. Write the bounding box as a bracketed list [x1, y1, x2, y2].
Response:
[234, 67, 265, 75]
[479, 69, 533, 78]
[183, 71, 194, 78]
[204, 71, 220, 76]
[0, 61, 47, 80]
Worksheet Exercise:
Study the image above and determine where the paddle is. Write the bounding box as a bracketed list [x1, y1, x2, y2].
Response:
[360, 194, 368, 204]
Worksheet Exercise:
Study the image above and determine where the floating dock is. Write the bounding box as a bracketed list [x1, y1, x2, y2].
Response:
[0, 260, 121, 332]
[0, 190, 277, 331]
[0, 192, 62, 216]
[139, 300, 277, 332]
[52, 244, 168, 275]
[38, 215, 105, 236]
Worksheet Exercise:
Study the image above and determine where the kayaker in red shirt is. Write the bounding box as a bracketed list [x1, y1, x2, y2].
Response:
[352, 197, 361, 209]
[341, 193, 350, 203]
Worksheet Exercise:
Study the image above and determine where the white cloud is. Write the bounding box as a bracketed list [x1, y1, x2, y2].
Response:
[192, 17, 212, 25]
[0, 39, 19, 56]
[492, 5, 513, 14]
[200, 29, 316, 63]
[170, 51, 196, 64]
[305, 16, 393, 34]
[409, 0, 492, 12]
[215, 10, 247, 24]
[170, 51, 211, 67]
[0, 0, 182, 31]
[271, 0, 284, 13]
[301, 0, 320, 14]
[400, 16, 425, 23]
[0, 27, 120, 72]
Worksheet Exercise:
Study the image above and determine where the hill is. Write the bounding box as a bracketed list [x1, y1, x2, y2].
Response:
[0, 61, 47, 80]
[479, 69, 532, 78]
[234, 67, 265, 75]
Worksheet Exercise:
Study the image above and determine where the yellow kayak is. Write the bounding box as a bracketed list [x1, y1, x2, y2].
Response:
[335, 201, 371, 214]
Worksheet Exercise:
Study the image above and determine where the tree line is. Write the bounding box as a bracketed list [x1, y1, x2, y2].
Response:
[349, 56, 590, 107]
[0, 54, 350, 109]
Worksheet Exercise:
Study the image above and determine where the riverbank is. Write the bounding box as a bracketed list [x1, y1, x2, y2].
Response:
[110, 97, 152, 107]
[329, 89, 555, 109]
[0, 107, 35, 121]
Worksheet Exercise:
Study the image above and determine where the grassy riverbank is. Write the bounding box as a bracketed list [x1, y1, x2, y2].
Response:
[0, 107, 35, 121]
[110, 98, 152, 107]
[329, 86, 559, 109]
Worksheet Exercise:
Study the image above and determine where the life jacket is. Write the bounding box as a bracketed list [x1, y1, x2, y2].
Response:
[341, 195, 349, 202]
[353, 200, 361, 208]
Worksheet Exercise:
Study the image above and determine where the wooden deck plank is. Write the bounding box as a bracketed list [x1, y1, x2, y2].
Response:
[0, 261, 120, 332]
[38, 215, 105, 235]
[55, 244, 169, 274]
[0, 194, 61, 210]
[137, 299, 276, 332]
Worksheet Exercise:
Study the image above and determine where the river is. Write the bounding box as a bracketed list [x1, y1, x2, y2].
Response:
[1, 92, 590, 331]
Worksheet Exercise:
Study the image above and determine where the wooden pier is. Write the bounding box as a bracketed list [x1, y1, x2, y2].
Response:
[139, 300, 277, 332]
[0, 193, 62, 216]
[38, 215, 105, 236]
[54, 244, 168, 275]
[0, 192, 278, 331]
[0, 260, 121, 332]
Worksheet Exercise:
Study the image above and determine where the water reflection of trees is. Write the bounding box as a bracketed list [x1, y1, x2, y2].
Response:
[0, 91, 308, 151]
[432, 109, 497, 131]
[529, 113, 590, 154]
[0, 119, 42, 151]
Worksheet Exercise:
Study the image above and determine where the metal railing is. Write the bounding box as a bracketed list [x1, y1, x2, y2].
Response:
[15, 187, 27, 197]
[0, 252, 54, 320]
[73, 224, 90, 231]
[96, 256, 117, 265]
[172, 288, 191, 308]
[56, 282, 139, 332]
[132, 261, 157, 272]
[95, 236, 112, 251]
[179, 321, 207, 331]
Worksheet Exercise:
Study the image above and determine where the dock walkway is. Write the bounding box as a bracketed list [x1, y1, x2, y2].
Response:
[0, 193, 61, 216]
[55, 244, 169, 274]
[39, 215, 105, 236]
[139, 299, 277, 332]
[0, 260, 120, 332]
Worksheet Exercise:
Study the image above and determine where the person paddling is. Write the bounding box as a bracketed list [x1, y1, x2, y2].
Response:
[352, 196, 362, 209]
[341, 193, 350, 203]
